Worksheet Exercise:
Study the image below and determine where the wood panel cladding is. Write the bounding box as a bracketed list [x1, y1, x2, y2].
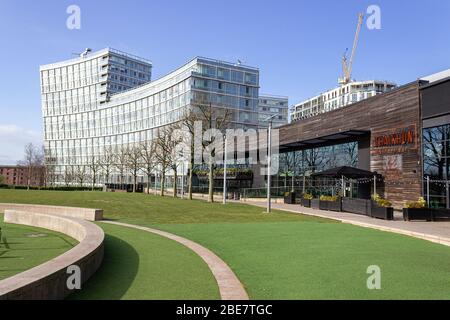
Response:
[280, 81, 423, 208]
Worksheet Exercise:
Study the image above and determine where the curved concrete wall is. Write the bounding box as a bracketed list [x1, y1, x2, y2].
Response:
[0, 203, 103, 221]
[0, 210, 104, 300]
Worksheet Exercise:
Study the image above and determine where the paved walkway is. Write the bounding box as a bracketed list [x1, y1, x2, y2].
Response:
[243, 201, 450, 247]
[101, 221, 249, 300]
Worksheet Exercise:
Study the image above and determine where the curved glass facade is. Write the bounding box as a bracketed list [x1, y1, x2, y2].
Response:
[40, 49, 260, 183]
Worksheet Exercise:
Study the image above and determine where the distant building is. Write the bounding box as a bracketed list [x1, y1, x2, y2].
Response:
[0, 165, 45, 187]
[258, 95, 289, 128]
[291, 80, 396, 122]
[40, 48, 262, 184]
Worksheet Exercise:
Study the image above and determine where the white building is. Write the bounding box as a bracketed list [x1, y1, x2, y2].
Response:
[290, 80, 396, 122]
[40, 48, 261, 184]
[258, 95, 289, 128]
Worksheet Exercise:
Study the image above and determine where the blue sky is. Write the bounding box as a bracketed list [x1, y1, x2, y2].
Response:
[0, 0, 449, 164]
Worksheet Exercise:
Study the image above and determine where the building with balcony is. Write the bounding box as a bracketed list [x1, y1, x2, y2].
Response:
[40, 48, 261, 184]
[290, 80, 396, 122]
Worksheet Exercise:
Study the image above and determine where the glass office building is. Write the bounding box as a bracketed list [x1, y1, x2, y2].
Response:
[40, 49, 260, 184]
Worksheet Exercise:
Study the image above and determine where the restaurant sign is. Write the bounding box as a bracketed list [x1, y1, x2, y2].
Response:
[373, 126, 415, 148]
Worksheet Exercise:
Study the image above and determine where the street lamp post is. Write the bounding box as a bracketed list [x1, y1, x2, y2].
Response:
[265, 115, 277, 213]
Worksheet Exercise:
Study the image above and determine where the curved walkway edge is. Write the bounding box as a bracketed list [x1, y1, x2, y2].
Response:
[102, 221, 249, 300]
[0, 210, 104, 300]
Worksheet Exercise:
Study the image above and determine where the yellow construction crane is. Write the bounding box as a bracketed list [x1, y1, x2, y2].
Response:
[339, 13, 364, 85]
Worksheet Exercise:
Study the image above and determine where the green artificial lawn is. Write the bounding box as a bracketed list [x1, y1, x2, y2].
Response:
[1, 189, 450, 299]
[0, 214, 78, 280]
[0, 189, 323, 224]
[68, 223, 219, 300]
[157, 222, 450, 299]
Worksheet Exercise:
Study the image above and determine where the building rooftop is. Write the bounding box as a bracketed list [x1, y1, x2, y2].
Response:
[40, 47, 152, 70]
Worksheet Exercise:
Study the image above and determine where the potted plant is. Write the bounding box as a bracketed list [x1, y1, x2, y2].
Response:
[301, 193, 313, 207]
[319, 195, 342, 212]
[370, 194, 394, 220]
[403, 197, 432, 221]
[284, 191, 296, 204]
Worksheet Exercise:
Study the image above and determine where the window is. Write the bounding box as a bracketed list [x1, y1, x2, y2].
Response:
[423, 124, 450, 208]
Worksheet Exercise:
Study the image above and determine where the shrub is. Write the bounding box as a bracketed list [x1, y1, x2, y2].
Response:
[320, 195, 338, 202]
[303, 193, 313, 200]
[405, 197, 427, 209]
[372, 194, 392, 208]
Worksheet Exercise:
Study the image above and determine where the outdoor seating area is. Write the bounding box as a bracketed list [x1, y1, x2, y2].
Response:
[294, 166, 394, 220]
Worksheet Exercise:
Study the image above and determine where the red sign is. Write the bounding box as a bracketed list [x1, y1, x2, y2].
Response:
[373, 127, 415, 148]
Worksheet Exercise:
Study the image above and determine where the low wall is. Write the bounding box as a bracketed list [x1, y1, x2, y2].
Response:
[0, 210, 104, 300]
[0, 203, 103, 221]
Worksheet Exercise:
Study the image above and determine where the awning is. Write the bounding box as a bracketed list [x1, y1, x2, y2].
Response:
[311, 166, 377, 179]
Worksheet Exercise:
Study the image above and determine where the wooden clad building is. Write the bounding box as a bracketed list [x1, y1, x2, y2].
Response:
[278, 81, 426, 208]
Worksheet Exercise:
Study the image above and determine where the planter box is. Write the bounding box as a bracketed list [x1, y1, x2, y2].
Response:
[319, 199, 342, 212]
[300, 198, 311, 208]
[403, 208, 433, 221]
[403, 208, 450, 221]
[311, 199, 320, 209]
[342, 198, 370, 215]
[370, 205, 394, 220]
[433, 208, 450, 220]
[284, 192, 296, 204]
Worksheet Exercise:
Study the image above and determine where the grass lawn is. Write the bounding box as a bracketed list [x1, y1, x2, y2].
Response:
[68, 223, 219, 300]
[0, 214, 78, 280]
[0, 189, 321, 224]
[158, 222, 450, 299]
[1, 189, 450, 299]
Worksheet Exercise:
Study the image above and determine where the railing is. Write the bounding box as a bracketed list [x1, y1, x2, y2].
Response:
[242, 187, 306, 199]
[108, 47, 153, 65]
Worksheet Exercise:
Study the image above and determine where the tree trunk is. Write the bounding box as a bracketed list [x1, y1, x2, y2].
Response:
[208, 159, 214, 203]
[27, 166, 31, 191]
[173, 170, 178, 198]
[188, 149, 194, 200]
[133, 173, 136, 193]
[160, 171, 165, 196]
[147, 174, 151, 194]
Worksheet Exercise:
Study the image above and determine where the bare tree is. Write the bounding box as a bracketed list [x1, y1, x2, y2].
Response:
[88, 155, 101, 191]
[100, 146, 115, 187]
[126, 144, 143, 193]
[114, 146, 129, 189]
[64, 166, 75, 187]
[74, 165, 87, 187]
[181, 109, 199, 200]
[18, 143, 41, 190]
[141, 141, 157, 194]
[194, 103, 232, 202]
[155, 125, 182, 197]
